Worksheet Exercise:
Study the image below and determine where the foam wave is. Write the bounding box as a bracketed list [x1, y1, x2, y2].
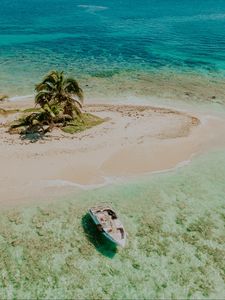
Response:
[163, 13, 225, 23]
[41, 176, 115, 190]
[9, 94, 33, 102]
[77, 4, 108, 13]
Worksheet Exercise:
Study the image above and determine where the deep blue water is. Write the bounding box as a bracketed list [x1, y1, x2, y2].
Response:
[1, 0, 225, 96]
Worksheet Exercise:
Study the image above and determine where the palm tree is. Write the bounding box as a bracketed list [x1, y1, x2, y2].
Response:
[35, 71, 84, 118]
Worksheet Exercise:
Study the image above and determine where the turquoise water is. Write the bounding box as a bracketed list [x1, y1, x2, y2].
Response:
[0, 150, 225, 298]
[1, 2, 225, 298]
[1, 0, 225, 96]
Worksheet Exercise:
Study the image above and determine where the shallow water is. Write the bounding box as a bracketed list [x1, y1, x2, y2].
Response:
[1, 1, 225, 298]
[0, 150, 225, 299]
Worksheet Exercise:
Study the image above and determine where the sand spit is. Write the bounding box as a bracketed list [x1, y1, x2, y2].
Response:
[0, 101, 225, 207]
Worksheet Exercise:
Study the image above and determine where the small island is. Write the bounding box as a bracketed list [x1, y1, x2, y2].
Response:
[4, 70, 224, 207]
[7, 71, 104, 138]
[1, 0, 225, 298]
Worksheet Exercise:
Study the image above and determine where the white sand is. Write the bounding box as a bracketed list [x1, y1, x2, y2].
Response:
[1, 101, 225, 207]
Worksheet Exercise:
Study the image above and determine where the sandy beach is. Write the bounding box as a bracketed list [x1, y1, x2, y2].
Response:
[1, 99, 225, 207]
[2, 1, 225, 298]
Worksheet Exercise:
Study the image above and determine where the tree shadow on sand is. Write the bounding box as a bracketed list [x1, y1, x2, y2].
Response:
[82, 213, 117, 258]
[20, 132, 46, 143]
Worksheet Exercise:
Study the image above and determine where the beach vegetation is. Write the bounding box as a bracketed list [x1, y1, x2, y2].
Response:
[0, 108, 19, 115]
[35, 70, 84, 118]
[22, 107, 42, 113]
[62, 113, 104, 134]
[8, 71, 104, 137]
[0, 108, 7, 114]
[0, 94, 9, 102]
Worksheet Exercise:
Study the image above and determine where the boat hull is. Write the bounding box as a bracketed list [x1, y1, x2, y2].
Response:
[88, 208, 126, 247]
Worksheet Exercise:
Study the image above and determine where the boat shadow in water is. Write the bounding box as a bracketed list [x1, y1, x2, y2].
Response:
[82, 214, 117, 258]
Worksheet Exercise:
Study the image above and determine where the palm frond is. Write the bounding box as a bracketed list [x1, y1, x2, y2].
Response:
[34, 70, 84, 122]
[72, 104, 82, 116]
[35, 91, 51, 105]
[35, 82, 55, 92]
[64, 78, 84, 102]
[71, 98, 83, 109]
[41, 70, 62, 87]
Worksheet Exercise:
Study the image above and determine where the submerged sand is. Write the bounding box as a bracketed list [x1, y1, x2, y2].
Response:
[1, 100, 225, 207]
[0, 149, 225, 299]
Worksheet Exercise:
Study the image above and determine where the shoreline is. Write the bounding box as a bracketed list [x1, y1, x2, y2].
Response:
[1, 99, 225, 208]
[3, 69, 225, 106]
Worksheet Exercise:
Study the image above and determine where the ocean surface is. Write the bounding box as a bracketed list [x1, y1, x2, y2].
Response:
[1, 0, 225, 98]
[1, 1, 225, 298]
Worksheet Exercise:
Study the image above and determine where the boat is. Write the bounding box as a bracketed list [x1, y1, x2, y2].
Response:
[88, 204, 126, 247]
